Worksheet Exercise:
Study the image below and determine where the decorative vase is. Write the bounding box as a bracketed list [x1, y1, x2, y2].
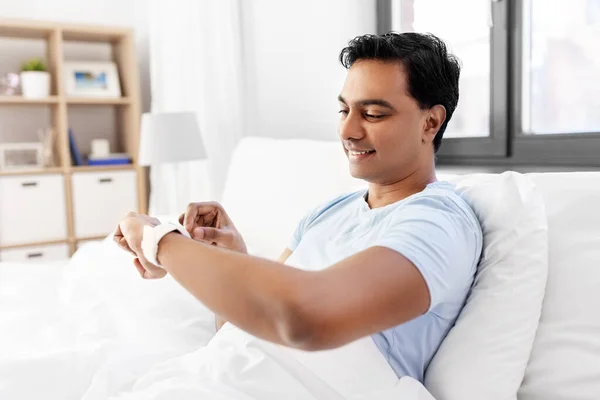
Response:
[20, 71, 50, 98]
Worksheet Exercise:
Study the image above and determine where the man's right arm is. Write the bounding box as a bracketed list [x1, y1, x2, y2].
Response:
[215, 248, 293, 332]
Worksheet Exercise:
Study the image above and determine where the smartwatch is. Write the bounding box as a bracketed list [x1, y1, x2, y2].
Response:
[141, 221, 191, 267]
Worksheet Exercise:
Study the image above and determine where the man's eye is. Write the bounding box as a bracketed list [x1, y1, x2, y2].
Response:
[365, 113, 384, 119]
[338, 110, 349, 115]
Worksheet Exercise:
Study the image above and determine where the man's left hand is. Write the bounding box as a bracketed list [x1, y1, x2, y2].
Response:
[113, 212, 166, 279]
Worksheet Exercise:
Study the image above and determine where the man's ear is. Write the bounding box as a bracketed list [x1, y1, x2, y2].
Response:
[422, 105, 446, 145]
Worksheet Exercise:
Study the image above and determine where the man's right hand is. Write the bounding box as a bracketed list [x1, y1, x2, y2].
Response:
[179, 201, 247, 254]
[179, 201, 247, 332]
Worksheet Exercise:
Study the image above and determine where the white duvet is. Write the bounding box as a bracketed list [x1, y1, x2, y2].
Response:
[0, 239, 434, 400]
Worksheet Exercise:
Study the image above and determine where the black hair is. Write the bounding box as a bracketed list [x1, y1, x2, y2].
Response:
[339, 32, 461, 152]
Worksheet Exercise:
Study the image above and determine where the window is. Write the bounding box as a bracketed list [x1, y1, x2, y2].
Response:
[523, 0, 600, 135]
[378, 0, 600, 166]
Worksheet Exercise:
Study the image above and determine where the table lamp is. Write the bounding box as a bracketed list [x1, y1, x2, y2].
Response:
[138, 112, 208, 215]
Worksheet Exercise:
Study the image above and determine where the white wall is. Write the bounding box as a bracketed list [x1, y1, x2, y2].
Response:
[0, 0, 150, 153]
[241, 0, 376, 142]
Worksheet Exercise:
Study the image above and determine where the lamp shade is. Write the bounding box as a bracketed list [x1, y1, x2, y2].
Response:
[138, 112, 207, 166]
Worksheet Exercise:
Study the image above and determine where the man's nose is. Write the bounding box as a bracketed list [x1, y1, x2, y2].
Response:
[338, 112, 365, 141]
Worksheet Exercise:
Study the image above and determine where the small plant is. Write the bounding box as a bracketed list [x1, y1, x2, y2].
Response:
[21, 58, 47, 72]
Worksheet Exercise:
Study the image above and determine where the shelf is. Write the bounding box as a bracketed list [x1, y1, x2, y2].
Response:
[0, 19, 130, 42]
[0, 238, 68, 251]
[0, 96, 59, 105]
[62, 26, 130, 43]
[76, 234, 109, 242]
[0, 167, 64, 177]
[0, 165, 137, 176]
[0, 96, 130, 105]
[66, 97, 131, 105]
[69, 164, 136, 173]
[0, 19, 55, 39]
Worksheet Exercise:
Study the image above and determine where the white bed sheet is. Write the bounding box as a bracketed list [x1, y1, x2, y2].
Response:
[0, 239, 216, 400]
[0, 238, 433, 400]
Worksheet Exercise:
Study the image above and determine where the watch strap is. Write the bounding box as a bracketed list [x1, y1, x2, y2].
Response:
[142, 222, 191, 267]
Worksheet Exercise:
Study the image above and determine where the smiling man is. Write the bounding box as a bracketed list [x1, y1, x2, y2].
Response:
[114, 32, 483, 383]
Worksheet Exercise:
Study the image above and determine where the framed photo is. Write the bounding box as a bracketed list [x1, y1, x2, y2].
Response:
[0, 142, 43, 170]
[64, 61, 121, 98]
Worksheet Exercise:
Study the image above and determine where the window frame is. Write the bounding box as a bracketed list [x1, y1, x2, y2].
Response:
[376, 0, 600, 167]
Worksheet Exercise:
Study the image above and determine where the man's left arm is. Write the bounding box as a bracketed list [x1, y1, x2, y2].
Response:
[157, 232, 430, 351]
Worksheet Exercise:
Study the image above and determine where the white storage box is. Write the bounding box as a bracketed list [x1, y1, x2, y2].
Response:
[0, 174, 67, 246]
[71, 170, 138, 238]
[0, 243, 70, 262]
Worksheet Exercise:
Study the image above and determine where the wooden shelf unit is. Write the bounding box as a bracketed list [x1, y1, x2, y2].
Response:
[0, 19, 147, 256]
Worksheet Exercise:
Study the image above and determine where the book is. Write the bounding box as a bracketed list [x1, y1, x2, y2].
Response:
[68, 129, 83, 166]
[87, 152, 131, 166]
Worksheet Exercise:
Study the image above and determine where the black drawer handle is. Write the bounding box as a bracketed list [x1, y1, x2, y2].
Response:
[27, 252, 43, 259]
[98, 178, 113, 184]
[21, 182, 38, 187]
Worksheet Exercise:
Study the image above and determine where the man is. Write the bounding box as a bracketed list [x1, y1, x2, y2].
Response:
[114, 32, 482, 383]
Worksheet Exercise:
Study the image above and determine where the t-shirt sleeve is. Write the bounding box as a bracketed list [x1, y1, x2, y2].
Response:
[373, 195, 482, 314]
[288, 211, 312, 251]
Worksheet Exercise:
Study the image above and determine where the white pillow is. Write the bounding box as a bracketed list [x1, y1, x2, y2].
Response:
[425, 172, 549, 400]
[518, 173, 600, 400]
[221, 137, 365, 260]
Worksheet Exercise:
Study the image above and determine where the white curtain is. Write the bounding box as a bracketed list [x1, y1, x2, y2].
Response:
[146, 0, 245, 216]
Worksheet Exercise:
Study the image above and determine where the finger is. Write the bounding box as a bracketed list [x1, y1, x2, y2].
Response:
[183, 204, 200, 233]
[137, 253, 167, 279]
[112, 223, 123, 243]
[199, 208, 219, 228]
[178, 213, 185, 226]
[133, 258, 146, 278]
[192, 227, 234, 247]
[211, 202, 233, 225]
[113, 223, 136, 255]
[117, 236, 136, 256]
[183, 203, 222, 232]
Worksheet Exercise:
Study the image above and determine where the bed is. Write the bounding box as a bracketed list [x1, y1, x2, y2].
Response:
[0, 237, 433, 400]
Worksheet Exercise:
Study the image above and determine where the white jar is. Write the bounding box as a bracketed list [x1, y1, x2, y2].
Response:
[20, 71, 50, 98]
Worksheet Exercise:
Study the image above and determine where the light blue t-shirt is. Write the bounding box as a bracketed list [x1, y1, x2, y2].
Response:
[286, 181, 483, 382]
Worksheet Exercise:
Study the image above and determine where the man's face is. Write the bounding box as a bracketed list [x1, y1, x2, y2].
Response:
[337, 60, 431, 184]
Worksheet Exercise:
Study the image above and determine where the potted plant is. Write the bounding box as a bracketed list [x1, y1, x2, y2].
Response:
[20, 58, 50, 98]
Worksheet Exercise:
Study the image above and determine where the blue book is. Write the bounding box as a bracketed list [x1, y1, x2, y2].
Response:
[68, 129, 83, 166]
[87, 153, 131, 166]
[87, 158, 131, 166]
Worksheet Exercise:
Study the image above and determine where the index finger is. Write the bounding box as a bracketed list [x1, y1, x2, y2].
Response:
[183, 204, 200, 233]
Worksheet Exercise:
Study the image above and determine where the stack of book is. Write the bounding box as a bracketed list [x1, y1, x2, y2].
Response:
[69, 128, 131, 166]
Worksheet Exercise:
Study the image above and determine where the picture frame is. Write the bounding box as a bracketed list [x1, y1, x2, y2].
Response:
[0, 142, 43, 170]
[63, 61, 122, 98]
